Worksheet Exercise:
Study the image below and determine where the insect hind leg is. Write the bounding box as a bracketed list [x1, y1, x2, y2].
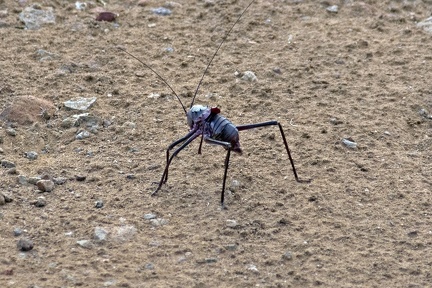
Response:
[236, 121, 311, 183]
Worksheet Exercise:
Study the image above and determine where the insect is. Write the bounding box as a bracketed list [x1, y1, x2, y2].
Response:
[120, 0, 310, 208]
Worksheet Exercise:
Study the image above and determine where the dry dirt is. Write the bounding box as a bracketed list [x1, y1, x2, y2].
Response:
[1, 0, 432, 287]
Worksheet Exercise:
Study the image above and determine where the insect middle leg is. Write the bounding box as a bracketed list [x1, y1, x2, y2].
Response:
[236, 121, 311, 183]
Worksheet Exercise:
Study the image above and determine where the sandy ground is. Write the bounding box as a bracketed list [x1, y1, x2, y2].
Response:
[1, 0, 432, 287]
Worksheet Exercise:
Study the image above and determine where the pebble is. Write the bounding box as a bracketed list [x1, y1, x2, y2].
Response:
[76, 175, 86, 181]
[36, 179, 55, 192]
[226, 219, 238, 228]
[77, 240, 93, 249]
[240, 71, 258, 82]
[342, 138, 358, 149]
[64, 97, 97, 111]
[17, 238, 34, 251]
[225, 244, 237, 251]
[149, 218, 168, 227]
[13, 228, 24, 236]
[144, 213, 157, 220]
[326, 5, 338, 13]
[34, 196, 47, 207]
[19, 6, 56, 30]
[95, 200, 104, 208]
[0, 147, 3, 154]
[0, 194, 5, 205]
[417, 16, 432, 34]
[94, 227, 109, 241]
[53, 177, 67, 185]
[17, 175, 28, 185]
[112, 225, 137, 242]
[247, 264, 259, 273]
[282, 251, 293, 260]
[6, 128, 16, 136]
[330, 118, 343, 125]
[28, 176, 42, 185]
[151, 7, 172, 16]
[76, 130, 90, 140]
[2, 193, 12, 203]
[230, 180, 241, 192]
[1, 159, 16, 168]
[24, 151, 38, 160]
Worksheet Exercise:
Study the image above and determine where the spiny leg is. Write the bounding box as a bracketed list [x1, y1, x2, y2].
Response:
[221, 148, 231, 209]
[236, 121, 311, 183]
[162, 129, 197, 184]
[204, 137, 233, 208]
[153, 133, 200, 196]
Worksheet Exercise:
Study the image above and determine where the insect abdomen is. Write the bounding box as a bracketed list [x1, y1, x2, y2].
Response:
[209, 114, 242, 153]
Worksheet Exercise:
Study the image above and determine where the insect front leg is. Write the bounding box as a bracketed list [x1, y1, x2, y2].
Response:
[161, 129, 197, 184]
[236, 121, 311, 183]
[153, 131, 201, 196]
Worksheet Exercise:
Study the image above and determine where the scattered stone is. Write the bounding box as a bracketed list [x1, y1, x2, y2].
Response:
[75, 1, 87, 10]
[35, 49, 58, 61]
[24, 151, 38, 160]
[236, 70, 257, 82]
[126, 174, 135, 179]
[247, 264, 259, 273]
[96, 12, 117, 22]
[112, 225, 137, 242]
[407, 231, 418, 237]
[76, 240, 93, 249]
[64, 97, 97, 111]
[3, 193, 12, 203]
[33, 196, 47, 207]
[17, 175, 28, 185]
[225, 244, 237, 251]
[230, 180, 241, 192]
[151, 7, 172, 16]
[6, 128, 16, 136]
[0, 194, 5, 206]
[76, 175, 86, 181]
[95, 200, 104, 208]
[145, 263, 155, 270]
[282, 251, 293, 260]
[19, 6, 56, 30]
[417, 16, 432, 34]
[122, 121, 136, 129]
[0, 148, 3, 154]
[197, 258, 217, 264]
[144, 213, 157, 220]
[330, 118, 343, 125]
[149, 218, 168, 227]
[53, 177, 67, 185]
[28, 176, 42, 185]
[1, 159, 16, 168]
[226, 219, 238, 228]
[342, 138, 358, 149]
[36, 179, 54, 192]
[94, 227, 109, 241]
[76, 130, 90, 140]
[272, 67, 282, 74]
[17, 238, 34, 251]
[13, 228, 23, 237]
[326, 5, 338, 13]
[6, 167, 17, 175]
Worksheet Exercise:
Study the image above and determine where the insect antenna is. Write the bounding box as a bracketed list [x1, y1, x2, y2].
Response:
[118, 46, 188, 115]
[190, 0, 256, 109]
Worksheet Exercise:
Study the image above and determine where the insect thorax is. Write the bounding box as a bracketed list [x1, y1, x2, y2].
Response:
[187, 105, 211, 128]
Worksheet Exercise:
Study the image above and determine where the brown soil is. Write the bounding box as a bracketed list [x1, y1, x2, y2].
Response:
[1, 0, 431, 287]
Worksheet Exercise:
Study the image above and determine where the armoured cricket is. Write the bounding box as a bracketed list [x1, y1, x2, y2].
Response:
[120, 0, 310, 208]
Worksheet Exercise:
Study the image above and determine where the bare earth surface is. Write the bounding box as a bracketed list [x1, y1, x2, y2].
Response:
[1, 0, 432, 287]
